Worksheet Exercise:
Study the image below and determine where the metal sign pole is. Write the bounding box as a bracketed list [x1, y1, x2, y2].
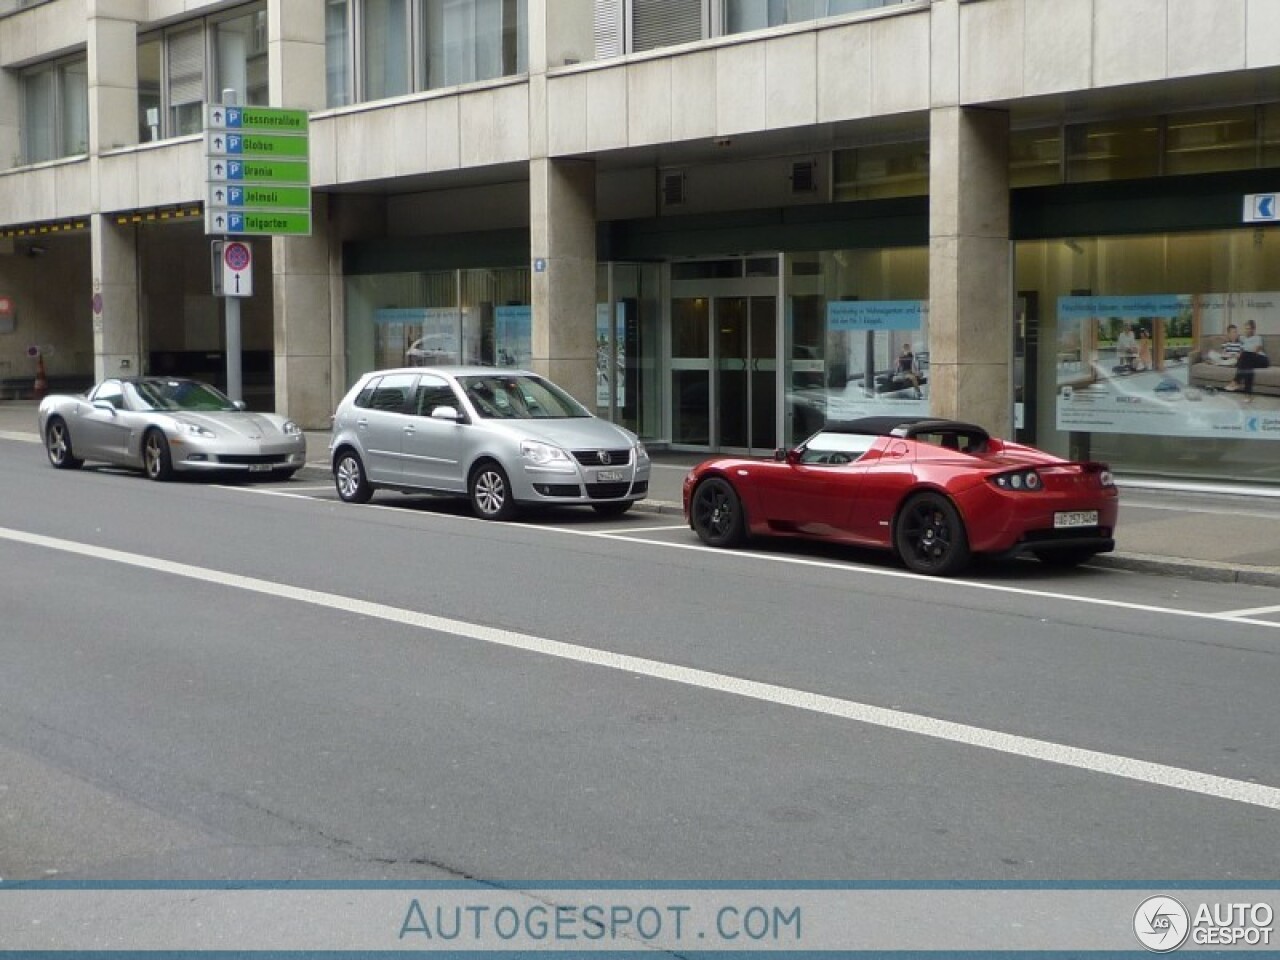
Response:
[222, 87, 243, 403]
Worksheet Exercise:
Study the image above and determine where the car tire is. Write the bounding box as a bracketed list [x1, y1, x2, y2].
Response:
[1034, 547, 1097, 569]
[690, 476, 747, 548]
[334, 450, 373, 504]
[469, 461, 517, 521]
[143, 429, 174, 482]
[894, 491, 971, 576]
[45, 418, 84, 470]
[591, 501, 633, 518]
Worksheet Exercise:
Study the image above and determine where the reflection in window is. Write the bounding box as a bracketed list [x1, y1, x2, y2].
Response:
[326, 0, 351, 107]
[1010, 128, 1060, 188]
[1065, 119, 1159, 183]
[723, 0, 908, 34]
[138, 38, 162, 142]
[1164, 107, 1257, 176]
[421, 0, 525, 88]
[168, 26, 207, 136]
[215, 8, 269, 106]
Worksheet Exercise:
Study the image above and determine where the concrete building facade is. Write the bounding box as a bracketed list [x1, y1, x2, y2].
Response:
[3, 0, 1280, 484]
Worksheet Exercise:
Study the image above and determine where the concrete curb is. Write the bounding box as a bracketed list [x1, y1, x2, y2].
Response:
[1087, 552, 1280, 588]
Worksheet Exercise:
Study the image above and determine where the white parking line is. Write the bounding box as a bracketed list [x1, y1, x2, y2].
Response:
[605, 523, 689, 534]
[0, 521, 1277, 812]
[0, 430, 37, 444]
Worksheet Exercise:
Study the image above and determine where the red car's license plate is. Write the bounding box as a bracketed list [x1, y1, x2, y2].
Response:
[1054, 510, 1098, 528]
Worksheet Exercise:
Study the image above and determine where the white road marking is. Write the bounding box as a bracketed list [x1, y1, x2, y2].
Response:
[216, 484, 1280, 630]
[1, 522, 1278, 812]
[1213, 603, 1280, 619]
[604, 523, 689, 534]
[0, 430, 38, 444]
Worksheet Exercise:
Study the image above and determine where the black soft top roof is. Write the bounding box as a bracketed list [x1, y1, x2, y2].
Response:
[824, 416, 991, 443]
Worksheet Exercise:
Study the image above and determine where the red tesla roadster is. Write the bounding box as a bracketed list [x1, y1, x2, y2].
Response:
[682, 417, 1118, 576]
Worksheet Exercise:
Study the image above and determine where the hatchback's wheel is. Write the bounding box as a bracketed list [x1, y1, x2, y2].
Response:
[143, 430, 174, 481]
[469, 461, 517, 520]
[334, 450, 373, 503]
[690, 477, 746, 547]
[45, 418, 84, 470]
[591, 500, 633, 518]
[1034, 547, 1098, 569]
[895, 492, 970, 576]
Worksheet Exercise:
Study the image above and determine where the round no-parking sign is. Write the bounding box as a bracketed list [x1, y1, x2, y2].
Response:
[221, 240, 253, 297]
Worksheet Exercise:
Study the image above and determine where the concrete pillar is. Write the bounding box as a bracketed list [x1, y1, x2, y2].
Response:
[272, 194, 333, 428]
[269, 0, 331, 425]
[90, 213, 141, 381]
[86, 6, 139, 155]
[928, 105, 1012, 437]
[530, 157, 597, 404]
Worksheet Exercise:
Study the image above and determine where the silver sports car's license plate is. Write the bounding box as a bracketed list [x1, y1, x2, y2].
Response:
[248, 463, 272, 473]
[597, 470, 623, 482]
[1054, 510, 1098, 528]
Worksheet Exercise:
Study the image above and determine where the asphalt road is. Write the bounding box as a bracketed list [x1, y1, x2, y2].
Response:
[2, 435, 1279, 883]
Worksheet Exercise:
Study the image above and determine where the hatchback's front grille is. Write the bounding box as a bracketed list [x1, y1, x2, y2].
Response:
[216, 454, 289, 465]
[586, 482, 633, 500]
[573, 449, 631, 467]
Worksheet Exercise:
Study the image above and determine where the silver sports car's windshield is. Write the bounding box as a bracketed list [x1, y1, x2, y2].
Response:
[460, 374, 590, 419]
[133, 379, 238, 412]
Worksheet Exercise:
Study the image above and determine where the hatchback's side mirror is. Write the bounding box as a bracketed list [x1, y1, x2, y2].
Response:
[430, 405, 464, 423]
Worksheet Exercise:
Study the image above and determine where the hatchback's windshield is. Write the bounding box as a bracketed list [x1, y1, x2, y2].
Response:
[133, 379, 238, 412]
[459, 375, 589, 419]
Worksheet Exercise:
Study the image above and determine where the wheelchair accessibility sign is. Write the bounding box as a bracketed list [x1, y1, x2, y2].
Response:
[1244, 193, 1280, 222]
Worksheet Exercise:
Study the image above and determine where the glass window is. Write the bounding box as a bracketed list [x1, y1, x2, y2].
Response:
[21, 66, 55, 163]
[326, 0, 351, 107]
[415, 375, 461, 416]
[722, 0, 907, 36]
[1164, 107, 1258, 176]
[20, 55, 87, 163]
[214, 7, 269, 106]
[1065, 118, 1160, 183]
[363, 0, 411, 100]
[168, 25, 207, 135]
[833, 141, 929, 200]
[420, 0, 523, 88]
[1010, 127, 1060, 187]
[138, 37, 163, 142]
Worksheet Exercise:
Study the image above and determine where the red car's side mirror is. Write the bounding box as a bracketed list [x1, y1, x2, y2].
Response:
[775, 447, 800, 464]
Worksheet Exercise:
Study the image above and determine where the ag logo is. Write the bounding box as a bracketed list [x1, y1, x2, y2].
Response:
[1134, 896, 1190, 952]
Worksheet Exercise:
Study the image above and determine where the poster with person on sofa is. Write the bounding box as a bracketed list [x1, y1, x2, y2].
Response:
[1055, 293, 1280, 441]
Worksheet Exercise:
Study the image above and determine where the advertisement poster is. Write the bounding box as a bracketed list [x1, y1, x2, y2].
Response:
[494, 305, 532, 368]
[1055, 293, 1280, 441]
[794, 300, 929, 426]
[375, 307, 462, 368]
[596, 303, 625, 407]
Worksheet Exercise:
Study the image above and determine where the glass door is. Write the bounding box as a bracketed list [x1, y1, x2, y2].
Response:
[716, 295, 777, 453]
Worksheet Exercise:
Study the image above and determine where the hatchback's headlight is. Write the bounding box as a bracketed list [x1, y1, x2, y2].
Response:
[635, 442, 650, 463]
[283, 420, 302, 436]
[177, 423, 216, 438]
[521, 440, 571, 465]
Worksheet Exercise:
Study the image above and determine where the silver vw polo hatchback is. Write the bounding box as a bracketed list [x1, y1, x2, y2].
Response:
[329, 367, 651, 520]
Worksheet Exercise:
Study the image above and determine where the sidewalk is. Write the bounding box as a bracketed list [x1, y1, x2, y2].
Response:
[5, 400, 1279, 587]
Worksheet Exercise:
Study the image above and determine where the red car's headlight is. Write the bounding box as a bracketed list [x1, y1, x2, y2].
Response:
[990, 469, 1043, 492]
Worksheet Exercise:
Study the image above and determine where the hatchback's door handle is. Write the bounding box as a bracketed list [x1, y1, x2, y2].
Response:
[403, 425, 415, 435]
[356, 418, 368, 429]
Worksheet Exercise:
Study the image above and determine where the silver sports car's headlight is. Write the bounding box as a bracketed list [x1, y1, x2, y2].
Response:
[520, 440, 571, 466]
[176, 423, 216, 438]
[283, 420, 302, 435]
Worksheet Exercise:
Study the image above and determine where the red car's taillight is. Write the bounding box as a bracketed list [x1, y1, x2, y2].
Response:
[990, 468, 1043, 492]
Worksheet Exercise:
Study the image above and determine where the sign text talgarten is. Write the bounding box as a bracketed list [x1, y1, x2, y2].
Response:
[205, 104, 311, 237]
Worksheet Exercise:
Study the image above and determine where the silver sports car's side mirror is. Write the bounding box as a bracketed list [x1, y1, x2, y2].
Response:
[233, 400, 248, 411]
[92, 400, 116, 415]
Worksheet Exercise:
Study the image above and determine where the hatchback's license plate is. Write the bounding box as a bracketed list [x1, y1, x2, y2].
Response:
[1054, 510, 1097, 528]
[248, 463, 272, 473]
[597, 470, 624, 482]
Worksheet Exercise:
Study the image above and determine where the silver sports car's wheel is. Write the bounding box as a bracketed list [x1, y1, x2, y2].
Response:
[143, 429, 174, 481]
[469, 461, 517, 521]
[45, 418, 84, 470]
[334, 450, 373, 503]
[690, 477, 746, 548]
[894, 492, 970, 576]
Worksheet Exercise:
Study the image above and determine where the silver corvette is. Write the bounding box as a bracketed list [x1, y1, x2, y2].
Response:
[38, 377, 307, 481]
[330, 367, 650, 519]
